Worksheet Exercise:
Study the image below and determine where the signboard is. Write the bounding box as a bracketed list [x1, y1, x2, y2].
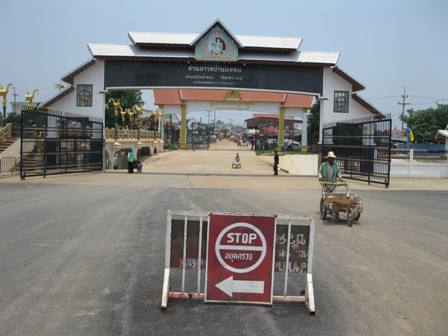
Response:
[194, 23, 239, 62]
[104, 60, 323, 94]
[205, 214, 275, 304]
[275, 224, 310, 273]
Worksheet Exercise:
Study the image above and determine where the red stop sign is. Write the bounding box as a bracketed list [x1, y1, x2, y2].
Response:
[206, 214, 275, 304]
[215, 222, 266, 273]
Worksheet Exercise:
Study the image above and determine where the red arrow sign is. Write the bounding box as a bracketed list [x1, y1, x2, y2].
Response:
[205, 214, 275, 304]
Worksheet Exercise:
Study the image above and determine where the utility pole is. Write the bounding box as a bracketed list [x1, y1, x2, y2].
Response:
[398, 86, 410, 131]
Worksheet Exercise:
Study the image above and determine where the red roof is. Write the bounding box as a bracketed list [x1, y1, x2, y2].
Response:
[246, 114, 297, 121]
[153, 89, 182, 105]
[284, 94, 314, 108]
[153, 89, 314, 108]
[179, 89, 286, 102]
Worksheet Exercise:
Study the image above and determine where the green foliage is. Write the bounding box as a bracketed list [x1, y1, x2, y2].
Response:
[307, 101, 320, 146]
[401, 104, 448, 143]
[54, 83, 67, 92]
[105, 90, 144, 128]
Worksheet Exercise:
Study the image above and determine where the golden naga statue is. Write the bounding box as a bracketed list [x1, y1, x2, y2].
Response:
[110, 98, 123, 117]
[25, 89, 39, 108]
[0, 83, 13, 116]
[125, 108, 134, 122]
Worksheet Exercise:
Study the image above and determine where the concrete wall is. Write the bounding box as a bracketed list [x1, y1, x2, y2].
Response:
[319, 68, 376, 142]
[391, 161, 448, 178]
[48, 60, 105, 121]
[321, 68, 372, 124]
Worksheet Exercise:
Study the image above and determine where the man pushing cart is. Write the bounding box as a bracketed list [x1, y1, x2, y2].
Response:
[319, 152, 363, 226]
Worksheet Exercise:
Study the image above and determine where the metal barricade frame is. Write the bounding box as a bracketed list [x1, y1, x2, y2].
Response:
[161, 210, 316, 314]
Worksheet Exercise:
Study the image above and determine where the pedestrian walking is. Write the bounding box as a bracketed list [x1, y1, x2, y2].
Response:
[273, 150, 279, 175]
[127, 148, 135, 174]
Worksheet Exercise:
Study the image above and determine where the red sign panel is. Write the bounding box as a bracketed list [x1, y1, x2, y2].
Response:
[205, 214, 275, 304]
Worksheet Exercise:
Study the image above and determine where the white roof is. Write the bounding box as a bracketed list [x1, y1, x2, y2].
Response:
[88, 43, 339, 64]
[129, 32, 197, 45]
[88, 43, 193, 58]
[128, 31, 301, 50]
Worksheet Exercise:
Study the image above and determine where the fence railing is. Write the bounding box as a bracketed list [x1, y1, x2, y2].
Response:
[0, 157, 18, 175]
[0, 123, 12, 141]
[391, 148, 448, 160]
[105, 128, 159, 140]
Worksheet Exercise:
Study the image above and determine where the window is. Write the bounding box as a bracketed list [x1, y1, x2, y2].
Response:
[76, 84, 93, 107]
[334, 91, 349, 113]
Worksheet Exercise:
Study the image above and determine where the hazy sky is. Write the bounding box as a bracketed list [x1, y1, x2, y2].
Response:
[1, 0, 447, 126]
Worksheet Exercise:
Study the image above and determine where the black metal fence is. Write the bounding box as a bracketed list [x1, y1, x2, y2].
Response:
[20, 109, 103, 179]
[187, 125, 212, 150]
[322, 118, 392, 187]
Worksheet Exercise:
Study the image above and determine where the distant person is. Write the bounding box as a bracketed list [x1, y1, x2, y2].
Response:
[251, 140, 255, 150]
[319, 151, 340, 183]
[273, 150, 279, 175]
[127, 148, 135, 174]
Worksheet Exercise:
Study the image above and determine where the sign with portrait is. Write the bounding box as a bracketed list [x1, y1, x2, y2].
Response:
[194, 23, 239, 62]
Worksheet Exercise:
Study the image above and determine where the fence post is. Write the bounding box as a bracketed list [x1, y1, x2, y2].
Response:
[409, 148, 414, 176]
[20, 112, 24, 180]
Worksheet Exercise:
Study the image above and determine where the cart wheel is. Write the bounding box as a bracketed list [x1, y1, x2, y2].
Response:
[320, 206, 327, 220]
[331, 210, 338, 222]
[320, 199, 327, 220]
[347, 210, 353, 227]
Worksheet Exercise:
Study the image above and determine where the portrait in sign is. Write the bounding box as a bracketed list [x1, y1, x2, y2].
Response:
[208, 37, 226, 56]
[194, 23, 238, 61]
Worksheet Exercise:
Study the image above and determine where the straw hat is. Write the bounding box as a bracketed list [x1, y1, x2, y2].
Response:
[327, 151, 337, 159]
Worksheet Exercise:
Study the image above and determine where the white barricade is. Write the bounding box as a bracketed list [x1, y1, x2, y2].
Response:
[161, 210, 316, 314]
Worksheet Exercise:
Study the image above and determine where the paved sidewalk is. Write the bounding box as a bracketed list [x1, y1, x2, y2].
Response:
[142, 140, 273, 175]
[258, 154, 318, 175]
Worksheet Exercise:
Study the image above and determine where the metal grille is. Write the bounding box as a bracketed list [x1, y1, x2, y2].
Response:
[187, 127, 211, 150]
[20, 109, 103, 179]
[322, 118, 392, 187]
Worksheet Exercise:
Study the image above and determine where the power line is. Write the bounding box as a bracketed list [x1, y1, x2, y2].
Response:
[410, 98, 448, 106]
[365, 95, 400, 100]
[408, 95, 448, 100]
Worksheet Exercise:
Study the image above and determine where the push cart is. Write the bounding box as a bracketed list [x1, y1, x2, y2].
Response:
[319, 180, 363, 226]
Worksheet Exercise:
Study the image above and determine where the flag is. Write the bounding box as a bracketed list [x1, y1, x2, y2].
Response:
[409, 129, 415, 143]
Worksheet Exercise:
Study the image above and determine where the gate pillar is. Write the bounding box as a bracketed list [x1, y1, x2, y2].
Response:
[277, 105, 285, 150]
[301, 109, 309, 152]
[180, 104, 187, 149]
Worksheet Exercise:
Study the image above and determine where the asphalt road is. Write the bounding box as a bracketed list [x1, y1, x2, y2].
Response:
[0, 173, 447, 336]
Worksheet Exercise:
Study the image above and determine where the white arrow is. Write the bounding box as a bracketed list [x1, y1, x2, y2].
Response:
[215, 276, 264, 297]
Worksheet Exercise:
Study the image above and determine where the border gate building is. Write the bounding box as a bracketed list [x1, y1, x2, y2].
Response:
[43, 19, 383, 150]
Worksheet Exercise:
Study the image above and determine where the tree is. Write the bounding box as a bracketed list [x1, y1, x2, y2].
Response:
[401, 104, 448, 143]
[54, 83, 67, 92]
[105, 90, 144, 128]
[307, 101, 320, 147]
